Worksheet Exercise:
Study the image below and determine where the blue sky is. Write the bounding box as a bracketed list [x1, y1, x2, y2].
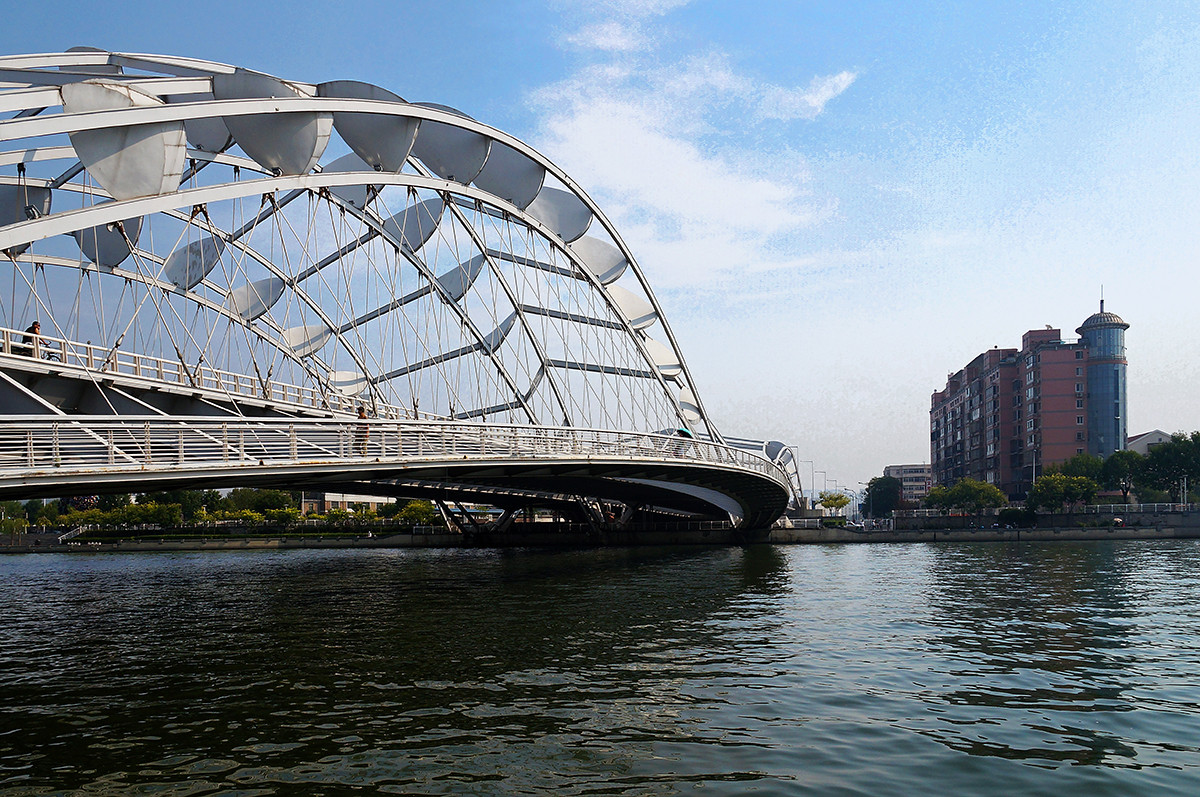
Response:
[5, 1, 1200, 491]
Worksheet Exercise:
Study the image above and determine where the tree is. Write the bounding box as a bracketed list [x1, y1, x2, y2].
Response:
[816, 491, 851, 515]
[863, 476, 902, 517]
[1138, 432, 1200, 499]
[1100, 450, 1143, 503]
[397, 500, 439, 526]
[924, 485, 950, 511]
[1062, 475, 1098, 506]
[98, 493, 131, 511]
[944, 479, 1007, 513]
[1027, 473, 1098, 512]
[137, 490, 207, 519]
[1027, 473, 1067, 512]
[226, 488, 295, 513]
[1053, 452, 1103, 481]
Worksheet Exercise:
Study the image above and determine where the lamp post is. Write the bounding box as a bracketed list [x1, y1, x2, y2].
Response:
[843, 487, 859, 520]
[794, 451, 815, 509]
[815, 471, 827, 496]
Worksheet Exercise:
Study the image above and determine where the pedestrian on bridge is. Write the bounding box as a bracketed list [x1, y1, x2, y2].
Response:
[354, 406, 370, 455]
[17, 320, 42, 357]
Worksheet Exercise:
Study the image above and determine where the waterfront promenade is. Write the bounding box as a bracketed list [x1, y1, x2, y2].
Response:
[6, 515, 1200, 552]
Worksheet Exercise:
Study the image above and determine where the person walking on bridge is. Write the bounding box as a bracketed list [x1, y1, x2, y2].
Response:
[354, 405, 370, 456]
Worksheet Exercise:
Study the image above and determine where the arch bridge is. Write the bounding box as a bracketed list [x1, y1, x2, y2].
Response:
[0, 49, 797, 531]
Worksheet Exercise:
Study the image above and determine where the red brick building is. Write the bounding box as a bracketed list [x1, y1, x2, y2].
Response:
[931, 308, 1128, 499]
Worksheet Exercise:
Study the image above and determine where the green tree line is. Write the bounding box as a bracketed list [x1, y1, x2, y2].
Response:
[6, 488, 439, 531]
[862, 432, 1200, 518]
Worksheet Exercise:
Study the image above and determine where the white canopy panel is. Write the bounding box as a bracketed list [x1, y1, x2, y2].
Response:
[526, 186, 592, 243]
[281, 323, 332, 358]
[161, 235, 225, 290]
[606, 284, 657, 330]
[568, 236, 627, 285]
[642, 337, 682, 379]
[410, 103, 489, 184]
[212, 69, 331, 176]
[316, 80, 417, 173]
[61, 80, 186, 200]
[473, 141, 544, 209]
[72, 212, 142, 269]
[225, 277, 285, 320]
[381, 197, 443, 254]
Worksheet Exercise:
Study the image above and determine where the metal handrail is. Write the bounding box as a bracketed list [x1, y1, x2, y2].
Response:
[0, 324, 416, 419]
[897, 503, 1197, 517]
[0, 416, 791, 488]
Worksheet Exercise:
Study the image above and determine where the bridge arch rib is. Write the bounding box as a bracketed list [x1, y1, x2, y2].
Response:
[0, 49, 793, 527]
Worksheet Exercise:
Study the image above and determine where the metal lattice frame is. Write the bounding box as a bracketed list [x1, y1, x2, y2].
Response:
[0, 49, 719, 439]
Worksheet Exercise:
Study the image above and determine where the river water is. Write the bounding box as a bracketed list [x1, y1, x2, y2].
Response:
[2, 541, 1200, 795]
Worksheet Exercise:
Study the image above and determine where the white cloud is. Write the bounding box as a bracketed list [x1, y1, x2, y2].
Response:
[758, 70, 857, 120]
[563, 21, 647, 52]
[531, 42, 852, 289]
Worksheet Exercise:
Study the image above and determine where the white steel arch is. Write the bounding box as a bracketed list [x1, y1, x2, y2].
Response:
[0, 49, 719, 440]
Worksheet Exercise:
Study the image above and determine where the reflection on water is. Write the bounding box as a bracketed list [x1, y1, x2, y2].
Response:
[2, 541, 1200, 795]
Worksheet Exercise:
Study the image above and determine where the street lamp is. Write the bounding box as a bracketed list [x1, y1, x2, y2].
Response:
[793, 451, 815, 509]
[842, 487, 858, 520]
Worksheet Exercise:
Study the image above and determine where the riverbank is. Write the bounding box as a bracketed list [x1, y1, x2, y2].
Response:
[768, 524, 1200, 544]
[6, 523, 1200, 552]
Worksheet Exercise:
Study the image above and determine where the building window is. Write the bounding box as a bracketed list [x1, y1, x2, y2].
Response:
[1076, 351, 1084, 359]
[1076, 367, 1082, 376]
[1076, 399, 1084, 409]
[1077, 448, 1085, 454]
[1076, 431, 1085, 441]
[1075, 383, 1083, 393]
[1077, 416, 1085, 425]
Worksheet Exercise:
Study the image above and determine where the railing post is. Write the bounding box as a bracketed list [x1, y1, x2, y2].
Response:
[222, 422, 229, 462]
[52, 423, 60, 466]
[144, 420, 152, 465]
[108, 429, 115, 466]
[177, 428, 185, 464]
[289, 424, 297, 460]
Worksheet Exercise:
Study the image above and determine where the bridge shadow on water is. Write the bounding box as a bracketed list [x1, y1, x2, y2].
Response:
[0, 545, 791, 795]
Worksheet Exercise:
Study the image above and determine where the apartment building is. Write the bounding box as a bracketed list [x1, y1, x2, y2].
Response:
[930, 304, 1128, 498]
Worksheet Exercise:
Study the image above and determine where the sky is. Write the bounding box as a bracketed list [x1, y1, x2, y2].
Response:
[5, 0, 1200, 494]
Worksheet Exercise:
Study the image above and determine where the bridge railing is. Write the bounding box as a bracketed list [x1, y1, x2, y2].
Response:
[0, 416, 790, 486]
[0, 324, 416, 420]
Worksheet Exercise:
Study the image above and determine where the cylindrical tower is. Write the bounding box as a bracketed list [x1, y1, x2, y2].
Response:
[1076, 301, 1129, 457]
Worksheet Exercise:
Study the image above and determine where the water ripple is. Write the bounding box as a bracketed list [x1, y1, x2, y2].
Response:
[3, 542, 1200, 794]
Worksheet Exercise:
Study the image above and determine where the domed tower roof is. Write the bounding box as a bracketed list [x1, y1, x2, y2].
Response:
[1076, 300, 1129, 334]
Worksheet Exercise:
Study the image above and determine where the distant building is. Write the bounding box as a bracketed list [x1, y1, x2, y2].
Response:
[1126, 429, 1171, 456]
[300, 492, 396, 514]
[930, 303, 1129, 498]
[883, 464, 932, 503]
